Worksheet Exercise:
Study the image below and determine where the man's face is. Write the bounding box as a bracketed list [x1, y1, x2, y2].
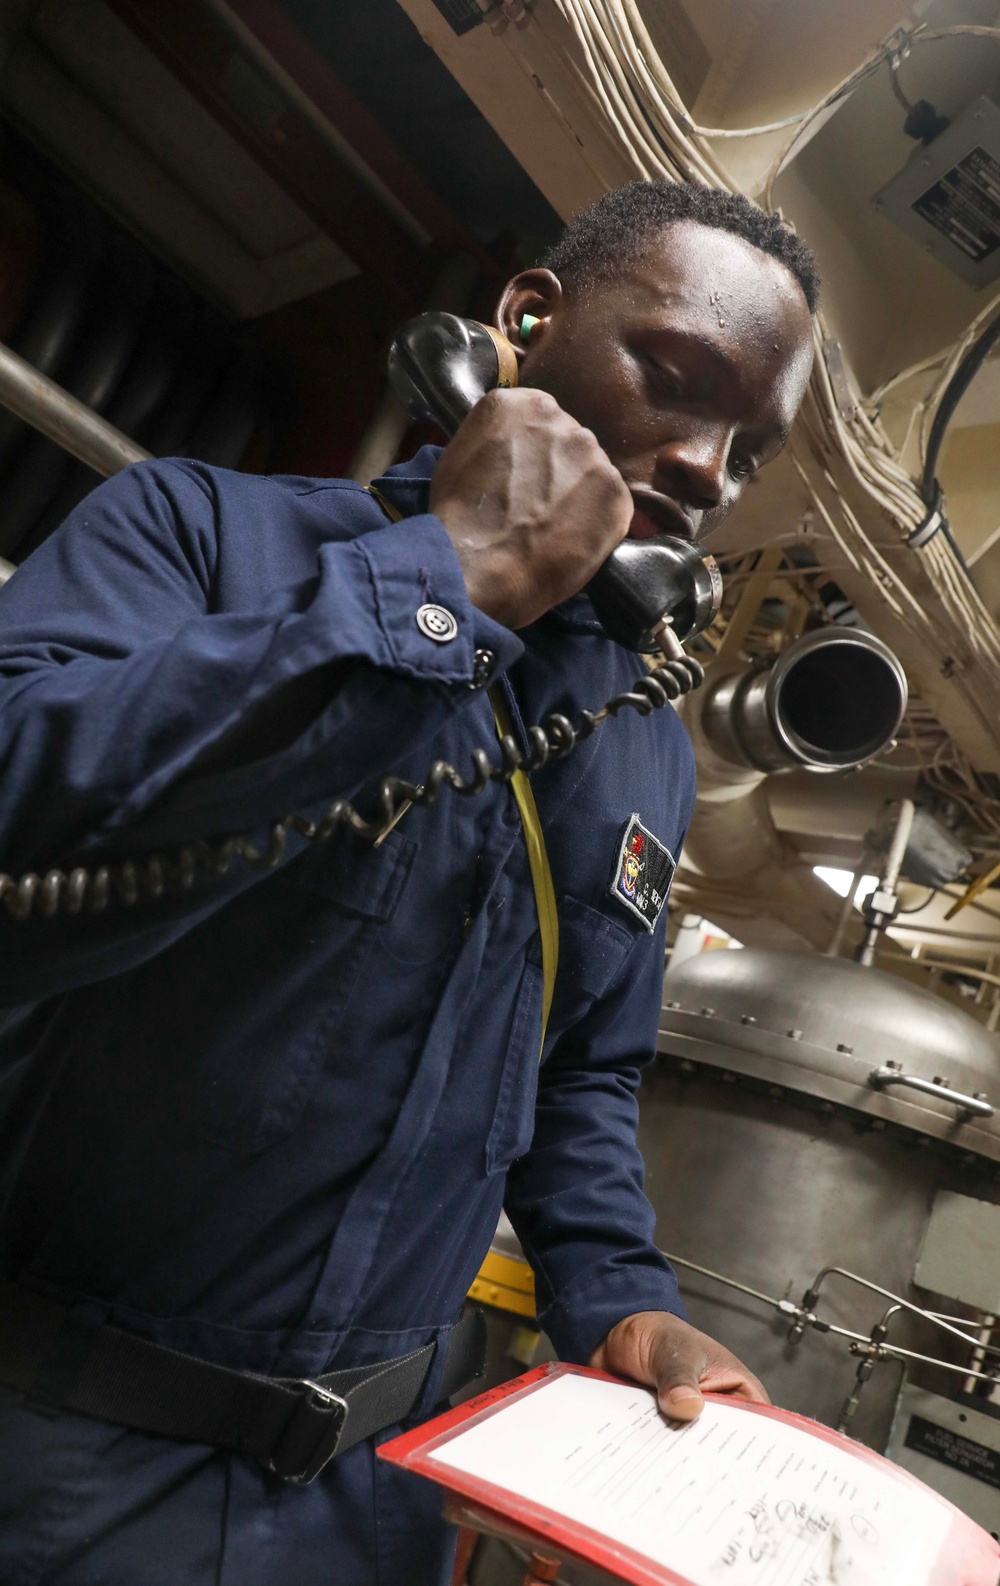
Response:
[498, 219, 814, 543]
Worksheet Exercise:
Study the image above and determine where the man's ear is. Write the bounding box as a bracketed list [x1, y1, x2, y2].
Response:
[495, 268, 563, 366]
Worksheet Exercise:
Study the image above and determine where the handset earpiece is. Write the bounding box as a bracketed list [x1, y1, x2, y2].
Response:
[386, 311, 721, 653]
[387, 312, 517, 436]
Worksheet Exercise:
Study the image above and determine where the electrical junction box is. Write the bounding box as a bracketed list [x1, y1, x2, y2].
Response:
[874, 96, 1000, 288]
[915, 1191, 1000, 1314]
[887, 1384, 1000, 1534]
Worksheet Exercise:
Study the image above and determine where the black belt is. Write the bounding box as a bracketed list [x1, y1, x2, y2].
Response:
[0, 1285, 486, 1484]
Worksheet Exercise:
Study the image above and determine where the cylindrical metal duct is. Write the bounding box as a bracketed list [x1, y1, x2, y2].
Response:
[0, 153, 275, 559]
[644, 949, 1000, 1451]
[699, 627, 908, 775]
[677, 629, 909, 950]
[0, 184, 104, 474]
[0, 233, 157, 557]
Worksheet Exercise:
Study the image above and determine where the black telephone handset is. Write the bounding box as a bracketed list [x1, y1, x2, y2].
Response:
[387, 312, 722, 653]
[0, 316, 725, 922]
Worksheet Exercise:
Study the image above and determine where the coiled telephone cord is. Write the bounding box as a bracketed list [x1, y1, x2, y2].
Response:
[0, 645, 703, 922]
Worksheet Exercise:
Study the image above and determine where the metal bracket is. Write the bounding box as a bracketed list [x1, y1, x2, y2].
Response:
[885, 25, 914, 74]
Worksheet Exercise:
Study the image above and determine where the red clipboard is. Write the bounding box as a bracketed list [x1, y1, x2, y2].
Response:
[378, 1363, 1000, 1586]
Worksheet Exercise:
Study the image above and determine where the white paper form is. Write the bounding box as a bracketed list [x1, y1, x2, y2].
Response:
[429, 1374, 951, 1586]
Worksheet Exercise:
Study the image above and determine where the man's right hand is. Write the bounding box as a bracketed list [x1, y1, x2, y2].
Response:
[429, 388, 633, 630]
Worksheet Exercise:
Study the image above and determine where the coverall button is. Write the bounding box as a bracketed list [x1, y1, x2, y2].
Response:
[415, 604, 458, 643]
[470, 648, 495, 688]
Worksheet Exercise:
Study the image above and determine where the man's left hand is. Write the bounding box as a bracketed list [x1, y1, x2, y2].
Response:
[589, 1311, 769, 1422]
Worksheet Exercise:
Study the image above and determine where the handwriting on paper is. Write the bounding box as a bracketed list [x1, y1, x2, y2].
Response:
[430, 1374, 949, 1586]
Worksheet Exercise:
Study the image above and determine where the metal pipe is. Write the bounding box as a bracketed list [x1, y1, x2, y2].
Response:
[859, 797, 915, 967]
[806, 1264, 1000, 1355]
[825, 850, 870, 957]
[928, 1311, 994, 1324]
[849, 1339, 1000, 1385]
[0, 337, 149, 479]
[665, 1251, 1000, 1387]
[659, 1250, 783, 1311]
[664, 1251, 922, 1349]
[884, 798, 916, 891]
[662, 1251, 873, 1346]
[881, 948, 1000, 992]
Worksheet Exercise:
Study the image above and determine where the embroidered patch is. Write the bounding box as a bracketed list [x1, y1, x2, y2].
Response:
[609, 814, 676, 933]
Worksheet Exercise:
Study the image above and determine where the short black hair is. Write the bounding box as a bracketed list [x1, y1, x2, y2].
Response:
[541, 181, 820, 314]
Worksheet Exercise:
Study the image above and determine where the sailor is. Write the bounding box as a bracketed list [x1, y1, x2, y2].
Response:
[0, 181, 817, 1584]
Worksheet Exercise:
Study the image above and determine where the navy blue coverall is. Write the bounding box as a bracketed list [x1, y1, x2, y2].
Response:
[0, 447, 695, 1585]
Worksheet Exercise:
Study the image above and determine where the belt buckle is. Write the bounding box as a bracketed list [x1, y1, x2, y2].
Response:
[275, 1379, 349, 1485]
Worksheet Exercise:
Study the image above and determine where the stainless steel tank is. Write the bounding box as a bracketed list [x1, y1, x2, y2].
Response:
[642, 949, 1000, 1450]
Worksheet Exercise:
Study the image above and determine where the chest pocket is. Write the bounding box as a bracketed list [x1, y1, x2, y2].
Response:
[150, 829, 418, 1154]
[483, 894, 641, 1177]
[290, 826, 416, 918]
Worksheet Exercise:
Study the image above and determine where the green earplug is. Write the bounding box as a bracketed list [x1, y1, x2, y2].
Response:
[520, 314, 540, 344]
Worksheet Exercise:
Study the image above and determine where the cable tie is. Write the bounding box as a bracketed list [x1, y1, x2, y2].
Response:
[907, 503, 945, 548]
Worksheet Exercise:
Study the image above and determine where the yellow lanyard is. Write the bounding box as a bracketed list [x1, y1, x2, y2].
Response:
[364, 485, 559, 1058]
[489, 688, 560, 1061]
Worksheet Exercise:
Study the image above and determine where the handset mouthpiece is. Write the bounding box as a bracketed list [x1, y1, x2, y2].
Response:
[586, 537, 722, 652]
